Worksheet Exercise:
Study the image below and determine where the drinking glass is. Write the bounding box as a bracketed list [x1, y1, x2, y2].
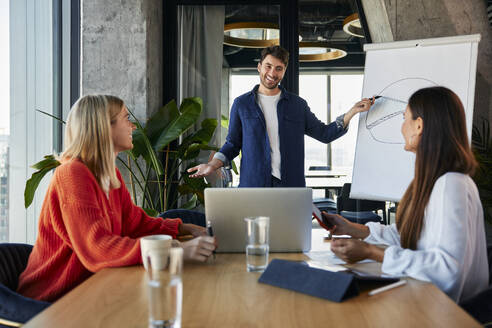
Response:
[146, 246, 183, 328]
[244, 216, 270, 272]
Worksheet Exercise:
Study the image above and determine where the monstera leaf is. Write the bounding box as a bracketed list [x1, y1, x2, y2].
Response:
[154, 98, 202, 152]
[25, 155, 61, 208]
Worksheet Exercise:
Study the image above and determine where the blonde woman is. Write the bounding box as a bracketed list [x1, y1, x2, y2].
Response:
[17, 95, 216, 302]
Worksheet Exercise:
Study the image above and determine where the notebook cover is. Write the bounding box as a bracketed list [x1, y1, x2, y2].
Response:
[258, 259, 359, 302]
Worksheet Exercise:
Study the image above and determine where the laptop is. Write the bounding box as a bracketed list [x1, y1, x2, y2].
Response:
[205, 188, 312, 253]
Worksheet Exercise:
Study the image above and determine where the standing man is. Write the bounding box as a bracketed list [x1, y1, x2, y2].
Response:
[188, 45, 372, 187]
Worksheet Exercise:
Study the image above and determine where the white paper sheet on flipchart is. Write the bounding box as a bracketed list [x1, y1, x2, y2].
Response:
[351, 35, 479, 202]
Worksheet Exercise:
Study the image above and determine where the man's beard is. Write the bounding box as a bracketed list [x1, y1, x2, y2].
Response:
[261, 74, 280, 89]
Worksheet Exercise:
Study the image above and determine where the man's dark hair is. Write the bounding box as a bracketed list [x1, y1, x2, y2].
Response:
[260, 46, 289, 67]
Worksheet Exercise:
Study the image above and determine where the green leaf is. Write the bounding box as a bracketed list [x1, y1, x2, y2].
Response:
[184, 118, 218, 145]
[154, 97, 202, 151]
[36, 109, 66, 124]
[177, 184, 195, 195]
[25, 165, 59, 208]
[221, 114, 229, 129]
[146, 100, 180, 144]
[127, 107, 164, 176]
[181, 194, 198, 210]
[181, 170, 209, 204]
[181, 144, 219, 161]
[130, 128, 150, 162]
[31, 155, 61, 170]
[231, 159, 239, 175]
[142, 208, 160, 217]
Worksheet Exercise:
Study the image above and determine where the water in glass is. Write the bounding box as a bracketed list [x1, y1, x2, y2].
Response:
[246, 244, 269, 272]
[148, 276, 182, 328]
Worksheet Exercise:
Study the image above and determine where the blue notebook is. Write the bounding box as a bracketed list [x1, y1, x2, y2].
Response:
[258, 259, 399, 302]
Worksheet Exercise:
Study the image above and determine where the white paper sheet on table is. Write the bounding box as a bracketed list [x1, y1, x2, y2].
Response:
[305, 243, 375, 265]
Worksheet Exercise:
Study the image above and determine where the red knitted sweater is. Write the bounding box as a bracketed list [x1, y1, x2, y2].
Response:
[17, 159, 182, 302]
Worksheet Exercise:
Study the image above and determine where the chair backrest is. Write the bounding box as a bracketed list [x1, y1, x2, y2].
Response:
[337, 183, 386, 213]
[488, 244, 492, 285]
[308, 165, 331, 171]
[0, 243, 33, 290]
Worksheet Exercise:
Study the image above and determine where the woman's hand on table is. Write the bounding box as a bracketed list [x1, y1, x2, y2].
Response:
[177, 223, 217, 262]
[331, 238, 384, 263]
[180, 236, 217, 262]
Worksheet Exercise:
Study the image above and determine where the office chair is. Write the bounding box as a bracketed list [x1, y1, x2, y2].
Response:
[460, 286, 492, 326]
[0, 243, 50, 327]
[336, 183, 387, 225]
[312, 198, 337, 214]
[308, 165, 331, 171]
[159, 209, 206, 227]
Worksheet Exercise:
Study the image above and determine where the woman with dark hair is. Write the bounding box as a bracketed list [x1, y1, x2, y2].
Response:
[323, 86, 488, 302]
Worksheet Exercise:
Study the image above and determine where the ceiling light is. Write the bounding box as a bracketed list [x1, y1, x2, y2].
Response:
[299, 42, 347, 62]
[343, 13, 364, 38]
[224, 22, 280, 48]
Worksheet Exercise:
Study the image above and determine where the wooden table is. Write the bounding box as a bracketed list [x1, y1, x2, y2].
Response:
[304, 170, 347, 178]
[24, 230, 480, 328]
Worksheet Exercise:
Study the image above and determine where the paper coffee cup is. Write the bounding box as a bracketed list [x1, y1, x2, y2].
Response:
[140, 235, 173, 271]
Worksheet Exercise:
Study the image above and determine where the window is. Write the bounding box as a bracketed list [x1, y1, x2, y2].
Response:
[299, 73, 363, 172]
[8, 1, 74, 243]
[329, 74, 364, 169]
[0, 0, 9, 242]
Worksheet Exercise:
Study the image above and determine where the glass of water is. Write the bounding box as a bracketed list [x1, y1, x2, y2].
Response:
[146, 246, 183, 328]
[244, 216, 270, 272]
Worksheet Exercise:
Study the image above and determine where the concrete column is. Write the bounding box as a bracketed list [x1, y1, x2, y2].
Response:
[360, 0, 394, 42]
[81, 0, 163, 121]
[363, 0, 492, 124]
[81, 0, 163, 198]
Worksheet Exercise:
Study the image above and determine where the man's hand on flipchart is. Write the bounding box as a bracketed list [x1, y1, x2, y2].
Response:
[351, 97, 375, 114]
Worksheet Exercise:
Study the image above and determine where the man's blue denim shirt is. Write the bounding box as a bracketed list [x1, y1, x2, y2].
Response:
[215, 84, 348, 187]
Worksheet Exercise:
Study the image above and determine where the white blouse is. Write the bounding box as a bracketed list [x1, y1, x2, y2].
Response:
[365, 172, 489, 302]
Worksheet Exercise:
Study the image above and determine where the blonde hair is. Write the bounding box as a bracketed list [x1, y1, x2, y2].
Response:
[62, 95, 125, 193]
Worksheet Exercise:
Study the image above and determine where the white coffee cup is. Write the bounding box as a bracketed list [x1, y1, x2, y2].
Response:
[140, 234, 174, 271]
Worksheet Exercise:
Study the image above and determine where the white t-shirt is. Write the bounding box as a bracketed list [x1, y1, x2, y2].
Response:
[364, 172, 489, 302]
[257, 92, 282, 179]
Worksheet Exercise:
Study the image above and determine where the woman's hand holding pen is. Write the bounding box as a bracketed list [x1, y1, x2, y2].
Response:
[331, 238, 385, 263]
[322, 213, 385, 263]
[178, 223, 217, 262]
[180, 236, 217, 262]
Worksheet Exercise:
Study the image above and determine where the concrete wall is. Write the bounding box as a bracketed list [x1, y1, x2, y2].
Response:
[81, 0, 163, 198]
[363, 0, 492, 124]
[81, 0, 163, 121]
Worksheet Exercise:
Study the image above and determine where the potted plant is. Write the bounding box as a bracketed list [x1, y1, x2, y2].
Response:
[24, 97, 218, 216]
[472, 117, 492, 225]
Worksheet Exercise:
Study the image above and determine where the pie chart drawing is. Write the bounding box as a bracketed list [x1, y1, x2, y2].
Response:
[365, 77, 438, 144]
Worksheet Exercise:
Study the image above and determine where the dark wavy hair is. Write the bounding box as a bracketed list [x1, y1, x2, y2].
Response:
[260, 45, 289, 67]
[396, 86, 477, 250]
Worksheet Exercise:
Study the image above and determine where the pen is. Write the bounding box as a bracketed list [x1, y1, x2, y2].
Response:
[373, 95, 382, 99]
[331, 234, 352, 240]
[368, 280, 407, 296]
[206, 220, 216, 260]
